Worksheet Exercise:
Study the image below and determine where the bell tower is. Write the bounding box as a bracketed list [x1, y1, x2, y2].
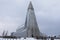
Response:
[25, 2, 40, 38]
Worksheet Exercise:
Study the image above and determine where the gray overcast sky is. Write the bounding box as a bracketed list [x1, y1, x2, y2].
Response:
[0, 0, 60, 36]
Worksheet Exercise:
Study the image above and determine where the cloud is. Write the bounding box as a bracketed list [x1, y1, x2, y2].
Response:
[34, 0, 60, 35]
[0, 0, 60, 36]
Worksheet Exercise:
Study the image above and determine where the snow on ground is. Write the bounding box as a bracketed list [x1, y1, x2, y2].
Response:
[0, 38, 60, 40]
[0, 38, 37, 40]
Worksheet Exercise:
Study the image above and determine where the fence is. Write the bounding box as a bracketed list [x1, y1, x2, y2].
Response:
[0, 36, 60, 40]
[0, 38, 60, 40]
[0, 38, 37, 40]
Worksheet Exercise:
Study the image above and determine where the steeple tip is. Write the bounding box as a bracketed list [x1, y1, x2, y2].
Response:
[30, 1, 32, 4]
[28, 1, 34, 10]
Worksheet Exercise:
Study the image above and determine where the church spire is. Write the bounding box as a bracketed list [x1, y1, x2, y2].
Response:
[26, 1, 40, 38]
[28, 1, 34, 10]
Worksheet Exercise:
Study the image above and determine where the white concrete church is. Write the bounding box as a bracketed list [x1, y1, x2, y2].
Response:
[11, 2, 47, 39]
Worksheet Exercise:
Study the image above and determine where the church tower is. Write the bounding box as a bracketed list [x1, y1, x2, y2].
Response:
[25, 2, 40, 38]
[12, 2, 47, 39]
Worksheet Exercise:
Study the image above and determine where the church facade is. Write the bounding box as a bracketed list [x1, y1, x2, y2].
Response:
[12, 2, 47, 39]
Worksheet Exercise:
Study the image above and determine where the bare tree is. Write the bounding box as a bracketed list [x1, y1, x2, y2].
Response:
[2, 30, 5, 36]
[5, 31, 8, 36]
